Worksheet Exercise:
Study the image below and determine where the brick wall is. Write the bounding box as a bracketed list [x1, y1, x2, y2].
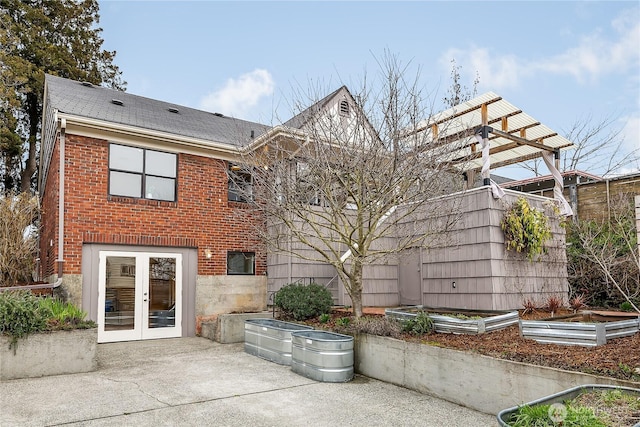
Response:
[40, 134, 265, 277]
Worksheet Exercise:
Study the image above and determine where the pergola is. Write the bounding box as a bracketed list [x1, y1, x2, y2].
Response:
[416, 92, 575, 215]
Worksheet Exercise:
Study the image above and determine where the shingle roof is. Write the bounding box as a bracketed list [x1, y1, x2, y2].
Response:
[45, 74, 271, 147]
[284, 86, 347, 129]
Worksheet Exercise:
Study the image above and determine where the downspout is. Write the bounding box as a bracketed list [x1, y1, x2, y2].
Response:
[57, 118, 66, 278]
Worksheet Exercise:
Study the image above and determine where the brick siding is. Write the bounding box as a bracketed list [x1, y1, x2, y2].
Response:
[40, 134, 265, 277]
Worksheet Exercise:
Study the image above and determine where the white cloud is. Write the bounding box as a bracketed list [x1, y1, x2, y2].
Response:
[199, 69, 274, 118]
[440, 8, 639, 89]
[538, 14, 639, 83]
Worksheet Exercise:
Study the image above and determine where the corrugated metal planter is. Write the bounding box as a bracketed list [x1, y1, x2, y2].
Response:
[520, 311, 640, 347]
[385, 306, 519, 334]
[291, 330, 354, 383]
[244, 319, 314, 365]
[497, 384, 640, 427]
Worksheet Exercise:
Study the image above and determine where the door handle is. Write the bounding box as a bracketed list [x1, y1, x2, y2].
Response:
[143, 292, 148, 302]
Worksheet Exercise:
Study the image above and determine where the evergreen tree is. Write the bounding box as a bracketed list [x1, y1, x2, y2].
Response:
[0, 0, 125, 193]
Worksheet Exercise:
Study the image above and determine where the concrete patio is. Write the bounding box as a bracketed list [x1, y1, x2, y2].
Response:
[0, 337, 495, 426]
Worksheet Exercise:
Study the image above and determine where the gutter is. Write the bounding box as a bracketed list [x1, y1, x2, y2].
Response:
[57, 118, 66, 277]
[0, 278, 63, 294]
[57, 112, 241, 157]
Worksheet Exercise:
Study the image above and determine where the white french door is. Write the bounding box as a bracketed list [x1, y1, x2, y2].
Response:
[98, 251, 182, 343]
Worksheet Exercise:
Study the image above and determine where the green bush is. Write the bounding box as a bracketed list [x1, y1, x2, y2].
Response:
[274, 283, 333, 321]
[39, 297, 92, 328]
[0, 290, 49, 348]
[402, 311, 434, 335]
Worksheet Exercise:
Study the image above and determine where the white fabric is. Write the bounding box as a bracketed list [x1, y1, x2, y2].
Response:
[542, 151, 573, 216]
[475, 134, 505, 199]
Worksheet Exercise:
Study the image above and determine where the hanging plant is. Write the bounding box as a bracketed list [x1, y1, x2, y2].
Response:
[501, 197, 552, 261]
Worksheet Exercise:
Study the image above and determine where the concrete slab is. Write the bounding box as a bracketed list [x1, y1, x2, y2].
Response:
[0, 337, 496, 426]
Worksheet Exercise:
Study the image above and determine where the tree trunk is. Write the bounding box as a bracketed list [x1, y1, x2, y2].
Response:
[347, 259, 364, 318]
[20, 93, 39, 193]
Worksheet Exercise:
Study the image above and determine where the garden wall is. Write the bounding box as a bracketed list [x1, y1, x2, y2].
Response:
[355, 333, 639, 415]
[0, 329, 97, 380]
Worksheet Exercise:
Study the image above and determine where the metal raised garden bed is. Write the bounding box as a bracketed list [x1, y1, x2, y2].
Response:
[497, 384, 640, 427]
[384, 306, 519, 334]
[519, 310, 640, 347]
[244, 318, 314, 365]
[291, 330, 354, 383]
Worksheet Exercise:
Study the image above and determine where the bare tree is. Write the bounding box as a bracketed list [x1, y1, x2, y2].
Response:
[521, 114, 638, 177]
[567, 196, 640, 312]
[442, 58, 480, 108]
[230, 54, 464, 317]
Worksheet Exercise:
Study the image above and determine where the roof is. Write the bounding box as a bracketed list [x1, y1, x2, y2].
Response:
[44, 74, 270, 147]
[501, 170, 602, 188]
[415, 92, 575, 172]
[284, 85, 349, 129]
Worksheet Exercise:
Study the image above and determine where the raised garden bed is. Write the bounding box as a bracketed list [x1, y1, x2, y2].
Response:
[497, 384, 640, 427]
[385, 305, 519, 334]
[519, 310, 640, 347]
[0, 328, 97, 380]
[244, 318, 313, 365]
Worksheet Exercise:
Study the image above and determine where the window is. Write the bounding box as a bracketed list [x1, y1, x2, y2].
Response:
[228, 164, 253, 202]
[109, 144, 177, 201]
[227, 251, 255, 275]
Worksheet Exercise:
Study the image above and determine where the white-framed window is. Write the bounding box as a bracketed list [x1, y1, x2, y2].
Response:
[227, 251, 255, 275]
[228, 164, 253, 203]
[109, 143, 177, 201]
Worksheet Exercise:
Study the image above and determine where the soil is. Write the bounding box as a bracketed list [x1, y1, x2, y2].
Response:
[312, 308, 640, 383]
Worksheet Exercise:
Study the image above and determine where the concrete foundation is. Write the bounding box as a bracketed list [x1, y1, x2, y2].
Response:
[196, 275, 267, 317]
[201, 312, 273, 344]
[0, 329, 97, 380]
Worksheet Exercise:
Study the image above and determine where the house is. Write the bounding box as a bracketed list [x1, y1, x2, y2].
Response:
[502, 171, 640, 221]
[266, 92, 576, 311]
[40, 76, 576, 341]
[39, 74, 276, 342]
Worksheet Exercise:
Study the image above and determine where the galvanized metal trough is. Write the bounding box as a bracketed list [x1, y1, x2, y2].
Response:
[385, 306, 519, 334]
[291, 330, 354, 383]
[497, 384, 640, 427]
[244, 319, 314, 365]
[519, 311, 640, 347]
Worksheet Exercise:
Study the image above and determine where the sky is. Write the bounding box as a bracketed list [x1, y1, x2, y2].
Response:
[97, 1, 640, 180]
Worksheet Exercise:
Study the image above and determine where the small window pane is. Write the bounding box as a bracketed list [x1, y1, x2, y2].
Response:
[110, 144, 143, 172]
[227, 252, 255, 275]
[145, 176, 175, 201]
[146, 150, 176, 177]
[110, 171, 142, 197]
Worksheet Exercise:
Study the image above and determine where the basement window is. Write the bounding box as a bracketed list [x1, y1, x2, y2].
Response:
[227, 251, 255, 275]
[109, 143, 177, 201]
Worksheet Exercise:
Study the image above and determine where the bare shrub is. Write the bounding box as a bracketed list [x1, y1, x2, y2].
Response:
[333, 316, 403, 338]
[0, 193, 39, 286]
[566, 196, 640, 312]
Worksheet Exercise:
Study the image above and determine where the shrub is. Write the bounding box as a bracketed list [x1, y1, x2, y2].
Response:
[0, 290, 48, 348]
[0, 193, 39, 286]
[543, 295, 565, 314]
[501, 197, 552, 261]
[402, 311, 434, 335]
[522, 297, 539, 315]
[39, 297, 93, 329]
[569, 294, 587, 312]
[318, 313, 331, 323]
[274, 283, 333, 321]
[332, 316, 403, 338]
